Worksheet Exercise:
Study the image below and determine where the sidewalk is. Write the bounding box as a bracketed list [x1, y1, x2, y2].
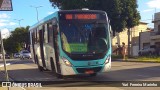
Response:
[0, 59, 19, 67]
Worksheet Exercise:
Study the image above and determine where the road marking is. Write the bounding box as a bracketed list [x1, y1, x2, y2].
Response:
[0, 63, 11, 67]
[137, 74, 151, 78]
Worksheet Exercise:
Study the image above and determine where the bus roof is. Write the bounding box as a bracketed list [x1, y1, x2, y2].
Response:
[29, 10, 106, 31]
[29, 11, 58, 30]
[58, 9, 106, 13]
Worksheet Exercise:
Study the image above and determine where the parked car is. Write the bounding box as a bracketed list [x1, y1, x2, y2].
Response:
[14, 53, 20, 58]
[20, 50, 31, 59]
[5, 54, 10, 59]
[138, 47, 155, 56]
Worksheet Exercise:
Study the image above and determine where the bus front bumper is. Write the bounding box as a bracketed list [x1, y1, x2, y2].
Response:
[60, 62, 111, 75]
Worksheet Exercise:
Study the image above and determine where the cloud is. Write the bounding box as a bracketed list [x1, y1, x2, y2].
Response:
[147, 0, 160, 9]
[0, 19, 9, 22]
[0, 22, 7, 27]
[0, 13, 10, 19]
[0, 20, 17, 27]
[9, 22, 17, 26]
[142, 9, 154, 12]
[0, 14, 17, 27]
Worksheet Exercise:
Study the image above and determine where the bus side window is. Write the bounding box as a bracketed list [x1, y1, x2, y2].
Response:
[38, 25, 44, 43]
[52, 18, 58, 36]
[37, 28, 40, 43]
[44, 24, 48, 43]
[48, 22, 53, 43]
[35, 29, 37, 44]
[32, 31, 35, 44]
[47, 23, 50, 43]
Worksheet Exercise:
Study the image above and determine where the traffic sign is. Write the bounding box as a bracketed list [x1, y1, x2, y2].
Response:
[0, 0, 13, 11]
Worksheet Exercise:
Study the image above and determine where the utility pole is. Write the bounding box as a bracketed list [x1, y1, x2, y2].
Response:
[30, 5, 43, 22]
[14, 19, 23, 27]
[0, 31, 10, 83]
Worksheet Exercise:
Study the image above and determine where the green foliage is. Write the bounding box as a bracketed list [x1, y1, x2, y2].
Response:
[49, 0, 141, 35]
[3, 26, 30, 54]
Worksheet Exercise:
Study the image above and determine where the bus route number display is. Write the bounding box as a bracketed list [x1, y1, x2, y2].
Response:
[65, 14, 97, 20]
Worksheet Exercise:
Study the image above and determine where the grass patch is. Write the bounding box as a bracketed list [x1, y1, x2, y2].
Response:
[136, 56, 160, 62]
[111, 55, 128, 60]
[112, 55, 160, 62]
[111, 55, 122, 59]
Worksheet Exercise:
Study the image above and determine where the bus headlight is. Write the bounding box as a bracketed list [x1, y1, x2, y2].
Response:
[62, 57, 72, 67]
[105, 56, 110, 64]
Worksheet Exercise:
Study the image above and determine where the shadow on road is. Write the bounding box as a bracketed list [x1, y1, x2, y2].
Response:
[1, 60, 160, 86]
[5, 65, 160, 81]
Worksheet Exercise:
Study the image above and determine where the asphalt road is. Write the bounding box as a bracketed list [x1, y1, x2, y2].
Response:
[0, 59, 160, 90]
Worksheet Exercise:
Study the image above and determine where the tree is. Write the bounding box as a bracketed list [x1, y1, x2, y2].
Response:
[3, 26, 30, 54]
[49, 0, 140, 36]
[121, 0, 140, 56]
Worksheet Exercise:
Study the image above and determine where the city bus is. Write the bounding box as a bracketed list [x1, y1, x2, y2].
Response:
[29, 9, 112, 78]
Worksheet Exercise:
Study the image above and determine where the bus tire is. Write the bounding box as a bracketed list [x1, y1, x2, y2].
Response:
[50, 58, 56, 74]
[56, 73, 63, 79]
[36, 55, 43, 72]
[38, 65, 43, 72]
[89, 73, 97, 77]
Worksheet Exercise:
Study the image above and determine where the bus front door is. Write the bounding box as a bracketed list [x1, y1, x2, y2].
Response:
[39, 29, 46, 68]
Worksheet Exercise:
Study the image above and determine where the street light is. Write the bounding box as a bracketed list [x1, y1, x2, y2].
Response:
[30, 5, 43, 22]
[14, 19, 23, 27]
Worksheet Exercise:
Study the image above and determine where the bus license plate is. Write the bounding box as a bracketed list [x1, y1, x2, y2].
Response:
[85, 70, 94, 74]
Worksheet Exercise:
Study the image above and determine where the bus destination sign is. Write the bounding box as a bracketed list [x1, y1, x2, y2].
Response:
[65, 14, 98, 20]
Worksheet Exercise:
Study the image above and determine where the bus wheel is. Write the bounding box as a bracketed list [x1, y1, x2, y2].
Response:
[89, 73, 97, 77]
[50, 58, 56, 74]
[56, 73, 63, 79]
[38, 65, 43, 72]
[36, 55, 43, 72]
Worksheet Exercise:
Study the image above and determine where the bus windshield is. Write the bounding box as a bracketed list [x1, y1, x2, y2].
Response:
[60, 21, 109, 57]
[59, 21, 109, 56]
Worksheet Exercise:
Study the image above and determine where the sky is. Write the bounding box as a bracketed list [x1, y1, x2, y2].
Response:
[0, 0, 160, 38]
[0, 0, 58, 38]
[137, 0, 160, 28]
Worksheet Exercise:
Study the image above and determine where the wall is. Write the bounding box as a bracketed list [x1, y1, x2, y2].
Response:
[139, 31, 151, 50]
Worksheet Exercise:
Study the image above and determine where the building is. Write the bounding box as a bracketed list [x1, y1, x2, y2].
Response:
[139, 12, 160, 54]
[112, 22, 148, 56]
[151, 12, 160, 47]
